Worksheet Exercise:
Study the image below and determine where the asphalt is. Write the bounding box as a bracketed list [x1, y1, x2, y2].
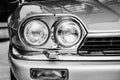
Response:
[0, 41, 9, 80]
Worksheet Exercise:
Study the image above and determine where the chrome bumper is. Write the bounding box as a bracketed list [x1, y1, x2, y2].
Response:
[9, 47, 120, 80]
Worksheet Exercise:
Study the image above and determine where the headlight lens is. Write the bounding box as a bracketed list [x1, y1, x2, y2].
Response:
[55, 20, 82, 47]
[23, 20, 49, 46]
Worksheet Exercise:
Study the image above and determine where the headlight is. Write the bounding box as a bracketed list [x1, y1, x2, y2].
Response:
[55, 19, 82, 47]
[20, 19, 49, 47]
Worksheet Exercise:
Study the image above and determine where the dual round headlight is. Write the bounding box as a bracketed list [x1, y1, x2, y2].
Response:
[20, 17, 82, 48]
[55, 19, 82, 47]
[20, 19, 49, 47]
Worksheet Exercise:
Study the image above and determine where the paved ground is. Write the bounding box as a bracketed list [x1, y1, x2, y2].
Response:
[0, 41, 10, 80]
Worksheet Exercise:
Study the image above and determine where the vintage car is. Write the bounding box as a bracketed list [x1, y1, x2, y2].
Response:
[8, 0, 120, 80]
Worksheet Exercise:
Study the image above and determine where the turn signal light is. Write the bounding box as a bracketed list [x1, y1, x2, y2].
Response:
[30, 68, 68, 80]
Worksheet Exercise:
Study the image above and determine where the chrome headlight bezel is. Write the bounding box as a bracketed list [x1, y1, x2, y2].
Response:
[18, 17, 50, 48]
[54, 17, 83, 48]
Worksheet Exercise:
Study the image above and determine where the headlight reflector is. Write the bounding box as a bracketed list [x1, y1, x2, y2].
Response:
[55, 19, 82, 47]
[22, 20, 49, 46]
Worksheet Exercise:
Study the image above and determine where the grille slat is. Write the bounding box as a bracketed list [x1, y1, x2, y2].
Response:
[84, 42, 111, 45]
[86, 40, 120, 42]
[80, 37, 120, 51]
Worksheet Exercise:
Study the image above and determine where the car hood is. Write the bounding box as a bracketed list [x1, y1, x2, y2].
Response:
[10, 0, 120, 32]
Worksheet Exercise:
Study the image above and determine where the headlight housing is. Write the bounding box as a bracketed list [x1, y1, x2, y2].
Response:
[19, 18, 49, 48]
[54, 18, 82, 48]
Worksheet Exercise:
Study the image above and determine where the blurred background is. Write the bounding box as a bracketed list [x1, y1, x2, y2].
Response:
[0, 0, 120, 80]
[0, 0, 18, 80]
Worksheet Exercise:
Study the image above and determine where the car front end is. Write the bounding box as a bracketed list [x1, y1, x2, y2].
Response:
[8, 0, 120, 80]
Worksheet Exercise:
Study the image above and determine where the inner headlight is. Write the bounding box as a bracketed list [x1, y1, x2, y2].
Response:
[20, 19, 49, 47]
[55, 19, 82, 47]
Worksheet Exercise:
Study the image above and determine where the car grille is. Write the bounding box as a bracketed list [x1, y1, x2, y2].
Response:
[79, 36, 120, 55]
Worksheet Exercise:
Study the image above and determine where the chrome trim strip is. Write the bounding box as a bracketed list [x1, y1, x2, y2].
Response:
[12, 48, 120, 61]
[88, 32, 120, 37]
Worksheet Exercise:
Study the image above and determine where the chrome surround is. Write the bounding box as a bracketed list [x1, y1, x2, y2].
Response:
[53, 16, 83, 48]
[11, 47, 120, 61]
[12, 14, 120, 60]
[53, 14, 88, 50]
[18, 18, 50, 48]
[88, 31, 120, 37]
[17, 13, 88, 51]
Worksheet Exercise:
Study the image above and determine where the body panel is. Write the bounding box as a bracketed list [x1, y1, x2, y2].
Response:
[8, 0, 120, 51]
[9, 50, 120, 80]
[9, 0, 120, 31]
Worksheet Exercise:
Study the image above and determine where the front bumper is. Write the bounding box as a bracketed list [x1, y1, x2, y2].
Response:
[9, 47, 120, 80]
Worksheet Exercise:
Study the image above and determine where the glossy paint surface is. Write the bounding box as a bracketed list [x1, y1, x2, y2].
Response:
[9, 0, 120, 31]
[8, 0, 120, 51]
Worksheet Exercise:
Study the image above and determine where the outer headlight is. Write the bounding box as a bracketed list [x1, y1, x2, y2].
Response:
[19, 19, 49, 47]
[55, 19, 82, 47]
